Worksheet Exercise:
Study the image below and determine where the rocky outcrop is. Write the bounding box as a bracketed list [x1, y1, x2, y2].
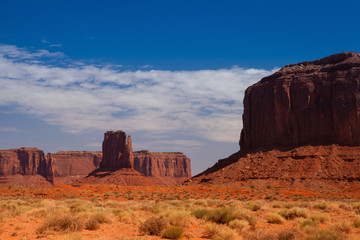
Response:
[0, 148, 48, 177]
[190, 145, 360, 190]
[50, 151, 101, 177]
[134, 150, 191, 178]
[240, 52, 360, 153]
[191, 52, 360, 189]
[100, 130, 133, 170]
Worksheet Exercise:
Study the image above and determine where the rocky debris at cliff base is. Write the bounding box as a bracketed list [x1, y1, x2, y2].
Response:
[189, 145, 360, 190]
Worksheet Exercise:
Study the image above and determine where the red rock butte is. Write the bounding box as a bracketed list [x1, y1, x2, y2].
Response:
[191, 52, 360, 189]
[240, 52, 360, 153]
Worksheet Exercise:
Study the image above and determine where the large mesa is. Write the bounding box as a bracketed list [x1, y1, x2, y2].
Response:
[240, 52, 360, 153]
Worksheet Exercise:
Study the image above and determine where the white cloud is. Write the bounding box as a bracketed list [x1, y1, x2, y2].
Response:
[0, 127, 19, 132]
[0, 44, 276, 143]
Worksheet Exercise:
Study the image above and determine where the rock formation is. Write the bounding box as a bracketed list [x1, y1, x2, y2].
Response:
[50, 151, 101, 177]
[133, 150, 191, 178]
[100, 130, 133, 170]
[240, 52, 360, 153]
[0, 148, 48, 176]
[0, 148, 53, 186]
[191, 52, 360, 189]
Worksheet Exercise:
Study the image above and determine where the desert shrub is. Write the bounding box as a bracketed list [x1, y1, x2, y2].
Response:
[278, 228, 300, 240]
[192, 208, 210, 219]
[60, 233, 83, 240]
[91, 211, 111, 224]
[353, 216, 360, 228]
[300, 219, 318, 229]
[232, 209, 256, 226]
[305, 229, 344, 240]
[247, 229, 276, 240]
[85, 218, 100, 230]
[213, 227, 238, 240]
[314, 202, 327, 210]
[334, 220, 351, 234]
[163, 210, 191, 227]
[162, 226, 184, 239]
[266, 213, 283, 224]
[37, 214, 83, 233]
[246, 202, 261, 211]
[139, 216, 168, 236]
[310, 213, 330, 223]
[338, 203, 352, 211]
[228, 219, 248, 232]
[278, 208, 307, 220]
[202, 222, 221, 238]
[205, 208, 234, 224]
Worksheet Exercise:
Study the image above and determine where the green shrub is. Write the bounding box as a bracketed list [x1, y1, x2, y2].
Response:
[162, 226, 184, 240]
[139, 216, 168, 236]
[206, 208, 234, 224]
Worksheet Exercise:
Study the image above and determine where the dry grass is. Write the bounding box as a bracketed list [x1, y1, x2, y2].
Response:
[37, 214, 83, 234]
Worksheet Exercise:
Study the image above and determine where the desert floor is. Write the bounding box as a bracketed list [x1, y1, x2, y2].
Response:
[1, 184, 360, 240]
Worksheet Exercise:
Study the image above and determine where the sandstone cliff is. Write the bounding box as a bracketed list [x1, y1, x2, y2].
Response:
[0, 148, 48, 176]
[191, 52, 360, 189]
[50, 151, 101, 177]
[133, 150, 191, 178]
[240, 52, 360, 153]
[100, 130, 133, 170]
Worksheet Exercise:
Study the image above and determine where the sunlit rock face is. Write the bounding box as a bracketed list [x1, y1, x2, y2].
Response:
[240, 52, 360, 153]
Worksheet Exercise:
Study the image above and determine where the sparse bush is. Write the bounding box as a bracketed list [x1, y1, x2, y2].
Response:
[279, 208, 307, 220]
[246, 202, 261, 211]
[305, 229, 344, 240]
[278, 228, 299, 240]
[310, 213, 329, 223]
[228, 219, 248, 232]
[139, 216, 168, 236]
[162, 226, 184, 239]
[213, 227, 238, 240]
[37, 214, 83, 233]
[192, 208, 210, 219]
[314, 202, 327, 210]
[91, 211, 111, 224]
[163, 210, 191, 227]
[300, 219, 318, 229]
[334, 220, 351, 234]
[267, 213, 283, 224]
[353, 216, 360, 228]
[85, 218, 100, 230]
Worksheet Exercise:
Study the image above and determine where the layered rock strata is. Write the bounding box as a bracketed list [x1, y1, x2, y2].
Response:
[192, 52, 360, 189]
[100, 130, 133, 170]
[240, 52, 360, 153]
[133, 150, 191, 178]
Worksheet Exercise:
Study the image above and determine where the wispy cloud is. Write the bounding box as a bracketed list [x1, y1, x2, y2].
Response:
[0, 44, 275, 143]
[0, 127, 19, 132]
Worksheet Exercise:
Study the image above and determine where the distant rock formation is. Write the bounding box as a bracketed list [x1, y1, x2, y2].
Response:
[134, 150, 191, 178]
[0, 148, 48, 176]
[0, 148, 53, 186]
[191, 52, 360, 189]
[50, 151, 101, 177]
[100, 130, 133, 170]
[240, 52, 360, 153]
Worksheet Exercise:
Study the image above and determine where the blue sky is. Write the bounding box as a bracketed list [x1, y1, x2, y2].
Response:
[1, 0, 360, 175]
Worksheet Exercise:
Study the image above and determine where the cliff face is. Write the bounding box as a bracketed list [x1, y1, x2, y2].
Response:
[240, 52, 360, 153]
[0, 148, 48, 177]
[50, 151, 101, 177]
[100, 131, 133, 170]
[191, 52, 360, 189]
[133, 150, 191, 177]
